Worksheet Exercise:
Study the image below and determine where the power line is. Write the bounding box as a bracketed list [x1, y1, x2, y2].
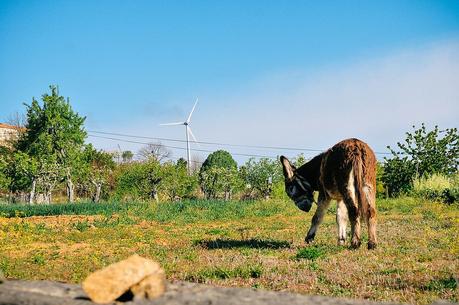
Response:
[123, 152, 204, 165]
[88, 130, 319, 151]
[88, 134, 278, 159]
[166, 155, 204, 165]
[87, 129, 392, 155]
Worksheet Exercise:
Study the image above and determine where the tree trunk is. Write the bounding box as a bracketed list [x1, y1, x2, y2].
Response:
[29, 179, 36, 205]
[150, 187, 159, 202]
[43, 191, 51, 204]
[66, 168, 74, 203]
[92, 181, 102, 203]
[224, 190, 230, 201]
[67, 178, 74, 203]
[95, 183, 101, 203]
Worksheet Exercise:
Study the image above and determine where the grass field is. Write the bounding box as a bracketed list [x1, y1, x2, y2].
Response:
[0, 198, 458, 304]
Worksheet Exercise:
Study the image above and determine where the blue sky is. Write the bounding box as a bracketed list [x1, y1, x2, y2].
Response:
[1, 1, 458, 163]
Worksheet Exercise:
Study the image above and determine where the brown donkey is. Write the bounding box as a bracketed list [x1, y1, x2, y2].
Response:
[280, 138, 377, 249]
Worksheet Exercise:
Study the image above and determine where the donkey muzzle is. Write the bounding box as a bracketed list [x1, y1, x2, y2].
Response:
[295, 199, 313, 212]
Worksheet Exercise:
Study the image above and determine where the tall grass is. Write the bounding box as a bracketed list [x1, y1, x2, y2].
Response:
[412, 173, 459, 204]
[0, 199, 294, 223]
[0, 201, 126, 218]
[413, 174, 455, 192]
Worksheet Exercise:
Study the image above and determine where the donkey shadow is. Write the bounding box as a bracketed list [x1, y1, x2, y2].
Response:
[194, 238, 291, 250]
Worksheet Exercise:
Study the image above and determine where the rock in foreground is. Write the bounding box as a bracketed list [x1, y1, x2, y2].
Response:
[82, 255, 166, 303]
[1, 280, 457, 305]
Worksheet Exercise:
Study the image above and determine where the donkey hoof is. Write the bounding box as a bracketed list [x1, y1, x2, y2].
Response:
[305, 234, 315, 244]
[367, 241, 377, 250]
[338, 238, 346, 246]
[350, 240, 361, 249]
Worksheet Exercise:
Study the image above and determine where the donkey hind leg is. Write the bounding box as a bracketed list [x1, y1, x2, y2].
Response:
[364, 185, 377, 249]
[341, 185, 361, 249]
[305, 198, 332, 244]
[349, 207, 361, 249]
[336, 200, 348, 245]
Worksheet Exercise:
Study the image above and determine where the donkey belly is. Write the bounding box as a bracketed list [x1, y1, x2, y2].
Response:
[326, 188, 343, 201]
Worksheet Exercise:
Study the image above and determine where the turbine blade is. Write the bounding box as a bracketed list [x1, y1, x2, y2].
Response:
[186, 98, 198, 123]
[188, 127, 201, 147]
[159, 122, 184, 126]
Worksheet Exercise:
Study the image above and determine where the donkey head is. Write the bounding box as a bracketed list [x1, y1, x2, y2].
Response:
[280, 156, 314, 212]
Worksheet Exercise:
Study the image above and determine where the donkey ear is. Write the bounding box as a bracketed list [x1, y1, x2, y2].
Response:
[280, 155, 296, 180]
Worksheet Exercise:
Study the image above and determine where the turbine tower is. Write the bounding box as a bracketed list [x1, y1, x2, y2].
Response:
[160, 98, 199, 173]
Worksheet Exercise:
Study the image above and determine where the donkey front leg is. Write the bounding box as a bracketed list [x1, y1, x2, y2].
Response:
[305, 198, 331, 243]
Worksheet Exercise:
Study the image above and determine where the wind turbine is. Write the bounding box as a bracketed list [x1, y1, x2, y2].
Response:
[160, 98, 199, 173]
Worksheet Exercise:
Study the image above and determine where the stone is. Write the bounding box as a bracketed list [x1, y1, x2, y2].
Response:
[82, 254, 165, 304]
[1, 280, 458, 305]
[131, 268, 166, 300]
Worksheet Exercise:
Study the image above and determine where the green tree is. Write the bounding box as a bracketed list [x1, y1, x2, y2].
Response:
[159, 161, 198, 200]
[1, 151, 38, 203]
[0, 147, 12, 194]
[199, 150, 240, 199]
[200, 150, 237, 172]
[16, 86, 86, 203]
[176, 157, 188, 169]
[375, 162, 387, 198]
[81, 145, 116, 202]
[200, 167, 241, 200]
[242, 157, 282, 199]
[293, 153, 307, 168]
[114, 159, 162, 201]
[121, 150, 134, 163]
[383, 124, 458, 196]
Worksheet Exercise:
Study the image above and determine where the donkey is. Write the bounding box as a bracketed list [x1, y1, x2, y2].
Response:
[280, 138, 377, 249]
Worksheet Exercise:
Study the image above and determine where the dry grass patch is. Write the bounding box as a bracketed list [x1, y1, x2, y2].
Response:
[0, 198, 457, 304]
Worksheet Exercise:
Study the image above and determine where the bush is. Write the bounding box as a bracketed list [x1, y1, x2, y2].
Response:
[383, 124, 458, 197]
[159, 162, 198, 200]
[382, 157, 415, 197]
[412, 174, 459, 204]
[113, 159, 162, 201]
[240, 158, 282, 199]
[199, 167, 242, 200]
[375, 162, 387, 198]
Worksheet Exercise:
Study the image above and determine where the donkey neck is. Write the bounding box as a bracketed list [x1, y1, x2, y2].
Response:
[296, 153, 325, 190]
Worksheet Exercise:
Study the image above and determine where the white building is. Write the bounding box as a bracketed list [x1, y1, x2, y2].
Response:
[0, 123, 22, 147]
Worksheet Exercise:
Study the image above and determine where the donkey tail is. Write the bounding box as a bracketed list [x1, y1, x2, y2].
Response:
[352, 156, 369, 221]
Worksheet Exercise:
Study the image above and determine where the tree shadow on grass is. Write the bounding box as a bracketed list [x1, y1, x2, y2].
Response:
[194, 238, 291, 250]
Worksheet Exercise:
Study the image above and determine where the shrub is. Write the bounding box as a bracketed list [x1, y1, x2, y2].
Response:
[240, 158, 282, 199]
[383, 124, 458, 197]
[375, 162, 387, 198]
[113, 159, 162, 201]
[412, 174, 459, 204]
[159, 162, 198, 200]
